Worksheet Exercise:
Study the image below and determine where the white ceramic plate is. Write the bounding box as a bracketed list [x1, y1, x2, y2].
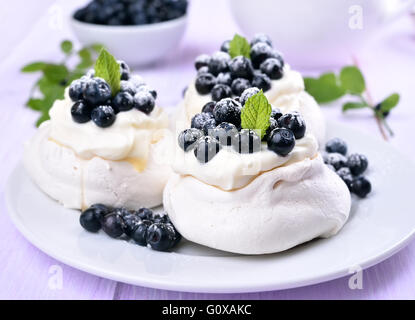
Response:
[6, 123, 415, 293]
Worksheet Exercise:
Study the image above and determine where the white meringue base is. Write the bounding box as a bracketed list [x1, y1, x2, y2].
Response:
[163, 155, 351, 255]
[24, 122, 173, 210]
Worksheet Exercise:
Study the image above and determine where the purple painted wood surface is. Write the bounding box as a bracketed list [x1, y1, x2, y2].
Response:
[1, 0, 415, 299]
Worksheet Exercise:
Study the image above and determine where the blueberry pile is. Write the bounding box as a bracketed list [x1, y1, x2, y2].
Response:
[74, 0, 188, 26]
[178, 88, 306, 163]
[80, 204, 181, 252]
[324, 138, 372, 198]
[194, 34, 284, 99]
[69, 61, 157, 128]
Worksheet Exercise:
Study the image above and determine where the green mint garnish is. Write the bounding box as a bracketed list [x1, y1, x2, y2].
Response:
[241, 90, 272, 139]
[229, 34, 251, 59]
[94, 48, 121, 96]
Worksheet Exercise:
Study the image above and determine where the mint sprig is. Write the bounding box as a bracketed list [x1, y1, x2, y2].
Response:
[229, 34, 251, 59]
[94, 49, 121, 96]
[241, 90, 272, 139]
[21, 40, 103, 127]
[304, 66, 400, 140]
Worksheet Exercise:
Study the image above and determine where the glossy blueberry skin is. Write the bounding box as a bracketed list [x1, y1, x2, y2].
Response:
[102, 213, 125, 238]
[71, 100, 92, 124]
[194, 136, 221, 163]
[240, 87, 260, 106]
[337, 167, 354, 190]
[234, 129, 262, 154]
[91, 105, 116, 128]
[264, 118, 279, 141]
[351, 177, 372, 198]
[195, 73, 217, 95]
[271, 108, 283, 122]
[250, 33, 273, 47]
[83, 78, 112, 106]
[267, 128, 296, 156]
[137, 208, 153, 220]
[260, 58, 284, 80]
[231, 78, 251, 96]
[323, 153, 348, 170]
[146, 223, 177, 252]
[278, 112, 306, 139]
[134, 91, 155, 114]
[347, 153, 369, 176]
[178, 128, 204, 152]
[79, 208, 102, 233]
[325, 138, 348, 156]
[195, 54, 211, 70]
[228, 56, 254, 80]
[113, 91, 134, 112]
[202, 101, 216, 114]
[209, 122, 239, 146]
[213, 98, 242, 128]
[191, 112, 215, 131]
[121, 213, 141, 237]
[252, 72, 272, 92]
[69, 79, 87, 102]
[90, 203, 111, 219]
[131, 222, 149, 246]
[211, 84, 232, 102]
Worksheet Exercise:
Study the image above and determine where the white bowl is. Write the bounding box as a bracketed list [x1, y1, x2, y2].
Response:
[70, 14, 187, 67]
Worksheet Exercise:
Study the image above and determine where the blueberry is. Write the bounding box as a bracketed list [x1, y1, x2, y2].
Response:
[113, 91, 134, 112]
[195, 54, 211, 70]
[191, 112, 215, 131]
[137, 208, 153, 220]
[267, 128, 296, 156]
[220, 40, 231, 52]
[228, 56, 254, 80]
[134, 91, 155, 114]
[250, 33, 273, 47]
[69, 79, 87, 102]
[240, 87, 260, 106]
[231, 78, 251, 96]
[136, 85, 157, 99]
[351, 177, 372, 198]
[202, 118, 217, 135]
[102, 212, 125, 238]
[118, 60, 130, 80]
[195, 73, 216, 94]
[194, 136, 221, 163]
[278, 112, 306, 139]
[71, 101, 92, 124]
[90, 203, 111, 219]
[234, 129, 261, 154]
[252, 73, 271, 92]
[216, 72, 233, 86]
[153, 213, 170, 224]
[211, 84, 232, 101]
[323, 153, 348, 170]
[260, 58, 284, 80]
[146, 223, 177, 252]
[337, 167, 354, 190]
[347, 153, 369, 176]
[250, 43, 278, 69]
[264, 118, 278, 141]
[120, 80, 137, 96]
[208, 51, 230, 76]
[91, 105, 116, 128]
[83, 78, 112, 106]
[129, 75, 145, 88]
[202, 101, 216, 114]
[178, 128, 204, 152]
[79, 208, 102, 233]
[131, 222, 149, 246]
[213, 98, 242, 128]
[209, 122, 238, 146]
[122, 212, 141, 237]
[326, 138, 348, 156]
[271, 108, 283, 121]
[197, 66, 210, 75]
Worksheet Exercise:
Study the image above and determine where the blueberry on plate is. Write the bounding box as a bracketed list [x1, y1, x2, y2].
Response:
[113, 91, 134, 112]
[323, 153, 348, 170]
[264, 118, 278, 141]
[231, 78, 251, 96]
[250, 33, 273, 47]
[325, 138, 348, 156]
[195, 73, 216, 94]
[71, 101, 92, 124]
[240, 87, 260, 106]
[90, 203, 111, 220]
[216, 72, 233, 86]
[122, 212, 141, 237]
[91, 105, 116, 128]
[252, 72, 272, 92]
[118, 60, 130, 80]
[134, 91, 155, 114]
[234, 129, 261, 154]
[336, 167, 354, 190]
[195, 54, 211, 70]
[213, 98, 242, 128]
[220, 40, 231, 53]
[278, 112, 306, 139]
[131, 222, 150, 246]
[102, 212, 125, 238]
[79, 208, 102, 233]
[211, 84, 232, 101]
[83, 78, 112, 106]
[209, 122, 239, 146]
[137, 207, 153, 220]
[271, 108, 283, 122]
[228, 56, 254, 80]
[202, 101, 216, 114]
[191, 112, 215, 131]
[178, 128, 204, 152]
[194, 136, 221, 163]
[347, 153, 369, 176]
[208, 51, 231, 76]
[146, 223, 177, 252]
[267, 128, 295, 156]
[69, 79, 87, 102]
[260, 58, 284, 80]
[351, 177, 372, 198]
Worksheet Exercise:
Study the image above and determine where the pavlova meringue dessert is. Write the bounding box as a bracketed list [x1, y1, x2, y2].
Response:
[176, 34, 326, 146]
[24, 50, 173, 210]
[164, 91, 351, 255]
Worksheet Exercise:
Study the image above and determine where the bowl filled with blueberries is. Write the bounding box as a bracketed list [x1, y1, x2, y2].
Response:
[70, 0, 189, 67]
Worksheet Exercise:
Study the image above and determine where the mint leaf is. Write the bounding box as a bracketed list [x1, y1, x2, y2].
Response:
[94, 49, 121, 96]
[342, 101, 368, 112]
[229, 34, 251, 59]
[304, 73, 346, 103]
[241, 90, 272, 139]
[43, 64, 69, 83]
[61, 40, 73, 54]
[340, 66, 365, 94]
[21, 62, 47, 73]
[380, 93, 400, 112]
[26, 99, 44, 111]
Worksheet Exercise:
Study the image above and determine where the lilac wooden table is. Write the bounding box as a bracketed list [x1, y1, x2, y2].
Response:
[1, 0, 415, 300]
